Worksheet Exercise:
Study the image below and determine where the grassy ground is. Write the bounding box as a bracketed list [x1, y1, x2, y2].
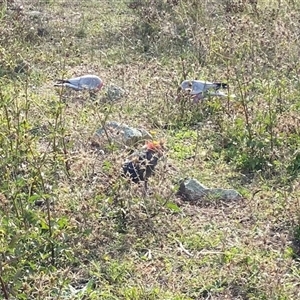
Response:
[1, 0, 300, 299]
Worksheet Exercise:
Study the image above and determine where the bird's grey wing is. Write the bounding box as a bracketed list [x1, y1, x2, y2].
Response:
[187, 81, 204, 94]
[79, 76, 101, 90]
[66, 77, 81, 87]
[193, 80, 217, 93]
[63, 82, 82, 90]
[54, 80, 82, 90]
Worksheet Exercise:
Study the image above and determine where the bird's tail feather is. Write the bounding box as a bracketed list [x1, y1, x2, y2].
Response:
[54, 79, 70, 87]
[214, 82, 228, 90]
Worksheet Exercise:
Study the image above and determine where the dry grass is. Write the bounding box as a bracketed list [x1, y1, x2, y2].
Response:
[1, 0, 300, 299]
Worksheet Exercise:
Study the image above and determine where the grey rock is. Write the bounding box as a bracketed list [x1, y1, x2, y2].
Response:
[206, 188, 242, 201]
[179, 178, 208, 200]
[26, 11, 43, 19]
[105, 85, 126, 101]
[95, 121, 152, 147]
[179, 178, 242, 201]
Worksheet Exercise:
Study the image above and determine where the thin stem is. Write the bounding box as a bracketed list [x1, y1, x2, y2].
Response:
[236, 77, 253, 144]
[0, 271, 9, 299]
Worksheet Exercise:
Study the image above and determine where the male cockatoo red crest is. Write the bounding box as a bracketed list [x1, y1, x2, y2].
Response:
[54, 74, 103, 92]
[122, 140, 166, 190]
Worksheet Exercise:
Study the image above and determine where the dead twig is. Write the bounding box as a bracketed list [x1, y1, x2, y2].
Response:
[175, 239, 193, 257]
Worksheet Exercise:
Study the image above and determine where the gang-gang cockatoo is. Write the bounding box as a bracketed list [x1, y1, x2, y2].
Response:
[178, 79, 230, 103]
[122, 141, 166, 191]
[54, 74, 103, 92]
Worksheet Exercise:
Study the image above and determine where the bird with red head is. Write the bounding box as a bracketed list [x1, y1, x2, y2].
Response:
[122, 140, 166, 190]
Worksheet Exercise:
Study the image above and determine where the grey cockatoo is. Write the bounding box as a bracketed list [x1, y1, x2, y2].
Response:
[178, 80, 233, 103]
[54, 74, 103, 92]
[122, 141, 166, 191]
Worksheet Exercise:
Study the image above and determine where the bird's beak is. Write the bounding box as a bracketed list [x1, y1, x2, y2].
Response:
[98, 81, 104, 91]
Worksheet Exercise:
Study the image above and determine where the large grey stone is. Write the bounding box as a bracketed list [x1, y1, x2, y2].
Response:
[95, 121, 152, 147]
[179, 178, 242, 201]
[206, 188, 242, 201]
[105, 85, 126, 101]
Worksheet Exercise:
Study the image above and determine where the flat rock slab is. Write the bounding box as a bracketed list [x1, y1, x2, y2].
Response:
[94, 121, 152, 148]
[179, 178, 242, 201]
